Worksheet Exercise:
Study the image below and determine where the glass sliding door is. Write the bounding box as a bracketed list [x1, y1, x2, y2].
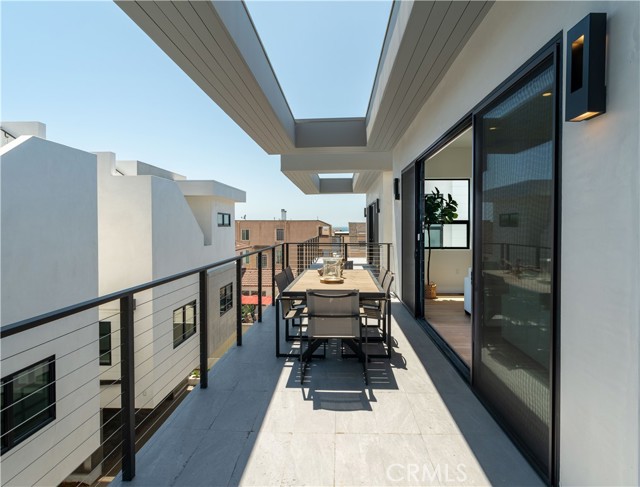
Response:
[473, 46, 559, 480]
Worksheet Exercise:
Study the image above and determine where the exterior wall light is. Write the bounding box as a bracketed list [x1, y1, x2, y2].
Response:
[565, 13, 607, 122]
[394, 178, 400, 200]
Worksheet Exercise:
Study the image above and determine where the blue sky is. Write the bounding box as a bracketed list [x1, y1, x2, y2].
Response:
[1, 0, 391, 228]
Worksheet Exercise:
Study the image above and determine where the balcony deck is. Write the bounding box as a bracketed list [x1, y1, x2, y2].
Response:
[110, 301, 542, 486]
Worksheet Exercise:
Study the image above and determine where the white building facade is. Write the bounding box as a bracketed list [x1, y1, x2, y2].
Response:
[0, 133, 101, 486]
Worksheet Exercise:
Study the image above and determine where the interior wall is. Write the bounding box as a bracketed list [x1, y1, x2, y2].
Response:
[425, 146, 472, 294]
[391, 2, 640, 485]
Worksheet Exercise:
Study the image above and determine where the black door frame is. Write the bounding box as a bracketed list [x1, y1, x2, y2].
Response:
[472, 34, 562, 486]
[400, 163, 423, 317]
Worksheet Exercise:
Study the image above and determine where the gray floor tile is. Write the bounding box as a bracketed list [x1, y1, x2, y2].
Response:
[110, 301, 542, 487]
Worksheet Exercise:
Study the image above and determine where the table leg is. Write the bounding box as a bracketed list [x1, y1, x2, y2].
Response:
[387, 298, 392, 358]
[275, 297, 280, 357]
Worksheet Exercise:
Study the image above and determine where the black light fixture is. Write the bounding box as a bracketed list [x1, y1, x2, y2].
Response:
[566, 13, 607, 122]
[376, 198, 380, 213]
[393, 178, 400, 200]
[364, 207, 367, 218]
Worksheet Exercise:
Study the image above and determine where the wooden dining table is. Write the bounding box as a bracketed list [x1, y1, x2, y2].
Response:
[275, 269, 392, 358]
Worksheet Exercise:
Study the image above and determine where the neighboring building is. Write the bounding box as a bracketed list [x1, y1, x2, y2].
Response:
[236, 219, 332, 269]
[235, 219, 332, 303]
[96, 153, 245, 411]
[0, 133, 101, 486]
[348, 222, 366, 243]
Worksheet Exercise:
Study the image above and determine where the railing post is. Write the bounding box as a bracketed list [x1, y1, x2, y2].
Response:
[120, 294, 135, 481]
[271, 246, 276, 307]
[236, 259, 242, 346]
[297, 244, 302, 273]
[387, 244, 391, 274]
[344, 242, 348, 260]
[199, 270, 208, 389]
[285, 243, 289, 269]
[257, 251, 263, 322]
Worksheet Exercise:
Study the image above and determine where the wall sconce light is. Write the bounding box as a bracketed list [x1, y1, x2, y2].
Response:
[364, 207, 367, 218]
[376, 198, 380, 213]
[566, 13, 607, 122]
[394, 178, 400, 200]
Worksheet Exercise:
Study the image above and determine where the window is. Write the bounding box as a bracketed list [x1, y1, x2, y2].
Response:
[241, 229, 250, 241]
[220, 283, 233, 315]
[260, 254, 268, 268]
[242, 251, 250, 264]
[217, 213, 231, 227]
[173, 301, 196, 348]
[275, 248, 283, 265]
[99, 321, 112, 366]
[1, 357, 55, 453]
[424, 179, 470, 249]
[275, 228, 284, 241]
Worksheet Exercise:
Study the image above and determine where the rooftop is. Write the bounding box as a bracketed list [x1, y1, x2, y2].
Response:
[110, 301, 542, 487]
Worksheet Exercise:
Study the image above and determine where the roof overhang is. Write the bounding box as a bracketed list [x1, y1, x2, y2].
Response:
[116, 0, 492, 193]
[177, 180, 246, 202]
[281, 151, 391, 194]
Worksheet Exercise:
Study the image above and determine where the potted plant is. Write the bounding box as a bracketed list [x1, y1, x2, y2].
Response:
[187, 368, 200, 387]
[424, 187, 459, 299]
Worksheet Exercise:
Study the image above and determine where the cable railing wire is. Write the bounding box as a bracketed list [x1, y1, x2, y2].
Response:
[134, 339, 200, 407]
[133, 381, 191, 450]
[134, 348, 200, 431]
[131, 290, 199, 331]
[0, 383, 124, 463]
[132, 278, 199, 309]
[131, 310, 201, 379]
[0, 309, 121, 362]
[0, 362, 124, 444]
[1, 325, 125, 393]
[0, 344, 124, 416]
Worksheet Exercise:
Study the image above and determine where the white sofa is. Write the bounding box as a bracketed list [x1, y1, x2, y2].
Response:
[463, 267, 472, 314]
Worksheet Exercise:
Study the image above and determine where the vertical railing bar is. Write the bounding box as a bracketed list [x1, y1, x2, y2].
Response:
[285, 243, 289, 270]
[199, 270, 208, 389]
[257, 251, 263, 322]
[271, 246, 276, 307]
[387, 244, 391, 275]
[120, 294, 135, 481]
[236, 259, 242, 346]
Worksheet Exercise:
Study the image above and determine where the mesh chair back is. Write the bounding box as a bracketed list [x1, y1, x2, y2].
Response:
[381, 271, 393, 293]
[380, 275, 394, 313]
[344, 260, 354, 270]
[284, 266, 295, 284]
[275, 271, 294, 314]
[378, 266, 388, 283]
[306, 289, 360, 338]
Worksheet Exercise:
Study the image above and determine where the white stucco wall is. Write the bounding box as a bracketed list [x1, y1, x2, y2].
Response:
[0, 136, 100, 486]
[96, 152, 242, 410]
[366, 171, 396, 276]
[390, 2, 640, 485]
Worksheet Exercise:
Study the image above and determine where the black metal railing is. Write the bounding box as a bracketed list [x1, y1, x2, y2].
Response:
[0, 240, 392, 486]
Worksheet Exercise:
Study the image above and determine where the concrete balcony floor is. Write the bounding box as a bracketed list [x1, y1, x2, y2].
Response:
[111, 301, 543, 486]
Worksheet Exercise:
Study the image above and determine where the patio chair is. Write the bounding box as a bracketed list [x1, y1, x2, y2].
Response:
[301, 289, 367, 384]
[362, 273, 394, 341]
[275, 271, 306, 342]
